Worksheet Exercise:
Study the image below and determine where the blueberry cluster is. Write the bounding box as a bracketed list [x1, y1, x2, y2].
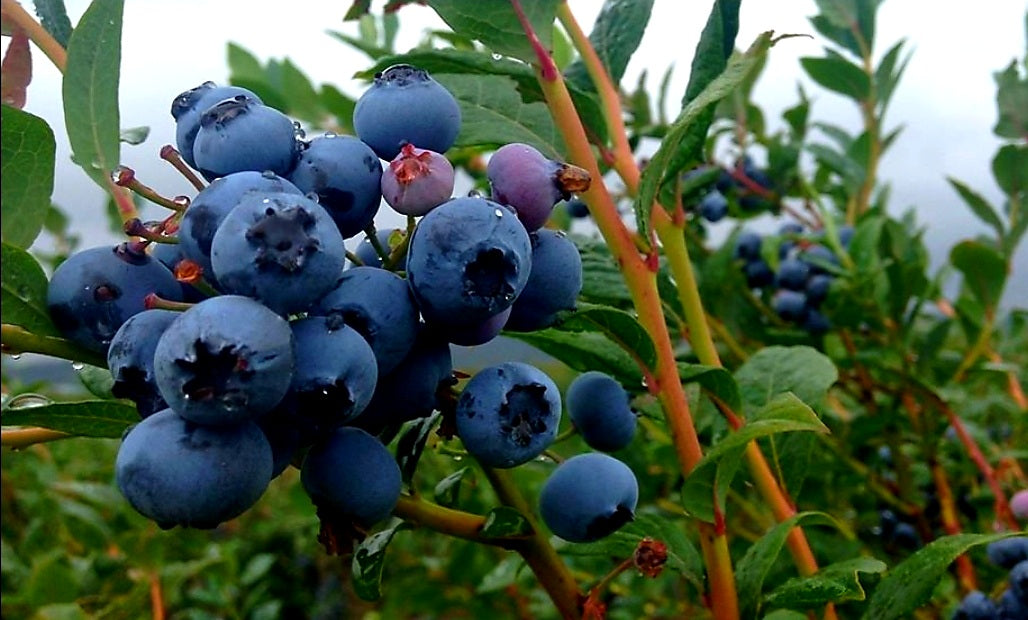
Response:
[734, 221, 853, 333]
[47, 65, 640, 544]
[684, 156, 777, 223]
[952, 536, 1028, 619]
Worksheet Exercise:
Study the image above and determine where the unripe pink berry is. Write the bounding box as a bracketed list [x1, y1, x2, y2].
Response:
[381, 144, 455, 216]
[1012, 489, 1028, 520]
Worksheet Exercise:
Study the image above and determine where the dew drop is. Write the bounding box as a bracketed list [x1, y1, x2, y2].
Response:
[324, 132, 337, 139]
[10, 354, 22, 361]
[494, 209, 504, 218]
[71, 361, 85, 371]
[262, 198, 271, 204]
[491, 53, 503, 60]
[173, 195, 191, 209]
[8, 393, 53, 409]
[453, 455, 463, 462]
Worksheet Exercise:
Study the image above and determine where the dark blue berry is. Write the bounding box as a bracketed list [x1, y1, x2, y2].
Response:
[806, 274, 833, 305]
[743, 259, 774, 288]
[116, 408, 272, 529]
[698, 190, 729, 222]
[539, 453, 638, 543]
[455, 362, 561, 468]
[800, 244, 839, 275]
[566, 371, 636, 452]
[353, 64, 461, 161]
[776, 257, 812, 291]
[193, 98, 299, 181]
[288, 134, 383, 238]
[504, 229, 582, 332]
[773, 289, 809, 322]
[107, 309, 179, 418]
[171, 82, 262, 170]
[986, 537, 1028, 569]
[566, 198, 590, 219]
[952, 590, 998, 620]
[734, 231, 762, 261]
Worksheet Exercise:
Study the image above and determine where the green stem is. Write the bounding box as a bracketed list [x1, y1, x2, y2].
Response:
[1, 324, 108, 368]
[0, 0, 67, 71]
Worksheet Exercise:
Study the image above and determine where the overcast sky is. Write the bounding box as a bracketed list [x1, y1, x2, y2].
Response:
[14, 1, 1027, 307]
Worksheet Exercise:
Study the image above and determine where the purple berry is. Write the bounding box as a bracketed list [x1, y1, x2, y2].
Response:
[487, 143, 567, 232]
[381, 144, 455, 216]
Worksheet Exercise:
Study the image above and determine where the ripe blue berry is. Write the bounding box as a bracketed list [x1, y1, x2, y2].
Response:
[171, 81, 262, 170]
[1010, 560, 1028, 602]
[381, 144, 455, 216]
[772, 289, 809, 322]
[301, 427, 402, 527]
[488, 143, 568, 231]
[313, 266, 419, 374]
[698, 190, 729, 222]
[805, 274, 833, 305]
[192, 97, 299, 181]
[210, 191, 346, 316]
[116, 409, 272, 529]
[566, 198, 590, 219]
[998, 587, 1026, 619]
[288, 134, 383, 239]
[455, 362, 561, 468]
[734, 231, 762, 261]
[800, 244, 839, 275]
[286, 316, 378, 436]
[539, 453, 639, 543]
[437, 306, 511, 347]
[353, 64, 461, 160]
[988, 537, 1028, 569]
[743, 259, 774, 289]
[153, 295, 294, 426]
[178, 171, 303, 285]
[952, 590, 998, 620]
[566, 371, 636, 452]
[406, 196, 532, 325]
[107, 309, 179, 418]
[776, 257, 812, 291]
[47, 244, 183, 353]
[505, 229, 583, 332]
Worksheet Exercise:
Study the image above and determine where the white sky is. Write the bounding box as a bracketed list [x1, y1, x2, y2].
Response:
[12, 1, 1028, 306]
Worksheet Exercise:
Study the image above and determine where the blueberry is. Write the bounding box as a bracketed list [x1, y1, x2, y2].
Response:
[779, 221, 804, 236]
[178, 170, 303, 285]
[288, 134, 384, 239]
[455, 362, 561, 468]
[286, 316, 378, 438]
[890, 522, 921, 550]
[776, 257, 812, 291]
[805, 274, 833, 305]
[802, 309, 832, 334]
[952, 590, 998, 620]
[772, 289, 809, 322]
[566, 198, 590, 219]
[171, 82, 262, 170]
[800, 244, 839, 275]
[1011, 560, 1028, 602]
[436, 306, 511, 347]
[879, 509, 899, 539]
[313, 266, 419, 374]
[406, 197, 532, 325]
[107, 309, 179, 418]
[351, 228, 405, 269]
[153, 295, 294, 426]
[301, 427, 402, 527]
[116, 409, 272, 529]
[381, 144, 455, 217]
[987, 537, 1028, 569]
[838, 225, 855, 247]
[999, 587, 1026, 618]
[353, 64, 461, 160]
[734, 231, 762, 261]
[488, 143, 568, 232]
[539, 453, 639, 543]
[255, 404, 305, 479]
[47, 244, 183, 353]
[193, 97, 299, 181]
[504, 229, 583, 332]
[210, 191, 346, 316]
[352, 326, 453, 432]
[566, 371, 636, 452]
[698, 190, 729, 222]
[743, 259, 774, 289]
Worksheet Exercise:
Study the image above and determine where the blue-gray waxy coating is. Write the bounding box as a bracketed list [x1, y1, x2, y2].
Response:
[153, 295, 294, 426]
[406, 196, 532, 325]
[211, 191, 346, 316]
[565, 371, 636, 453]
[116, 408, 272, 529]
[193, 98, 299, 181]
[106, 309, 180, 418]
[47, 244, 183, 354]
[539, 453, 639, 543]
[455, 362, 561, 468]
[505, 229, 582, 332]
[301, 427, 402, 527]
[171, 82, 262, 170]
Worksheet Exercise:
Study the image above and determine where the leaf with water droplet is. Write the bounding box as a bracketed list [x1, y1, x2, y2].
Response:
[352, 520, 411, 601]
[1, 400, 138, 437]
[1, 242, 60, 336]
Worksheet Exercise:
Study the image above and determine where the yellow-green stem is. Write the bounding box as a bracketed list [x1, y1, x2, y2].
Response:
[1, 0, 67, 71]
[2, 324, 108, 368]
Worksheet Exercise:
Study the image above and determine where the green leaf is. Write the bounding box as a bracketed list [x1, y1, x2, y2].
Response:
[559, 513, 704, 590]
[433, 467, 469, 507]
[280, 58, 322, 123]
[992, 143, 1025, 198]
[76, 364, 115, 400]
[227, 42, 264, 83]
[557, 303, 656, 372]
[395, 412, 441, 486]
[427, 0, 558, 64]
[736, 511, 844, 618]
[864, 533, 1015, 620]
[950, 240, 1007, 313]
[433, 73, 562, 158]
[765, 557, 887, 610]
[62, 0, 124, 190]
[506, 329, 643, 388]
[800, 56, 871, 100]
[681, 394, 829, 522]
[477, 555, 526, 593]
[947, 177, 1004, 238]
[351, 521, 409, 601]
[678, 363, 743, 411]
[564, 0, 656, 90]
[239, 553, 277, 587]
[480, 506, 533, 539]
[1, 106, 56, 249]
[734, 346, 838, 414]
[118, 125, 149, 145]
[0, 400, 138, 438]
[636, 32, 773, 240]
[1, 242, 59, 336]
[32, 0, 73, 48]
[874, 39, 909, 112]
[993, 59, 1028, 140]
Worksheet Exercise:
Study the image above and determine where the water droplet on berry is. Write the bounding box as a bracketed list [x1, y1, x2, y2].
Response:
[10, 354, 22, 361]
[261, 170, 277, 179]
[262, 198, 271, 204]
[494, 209, 504, 218]
[324, 132, 337, 139]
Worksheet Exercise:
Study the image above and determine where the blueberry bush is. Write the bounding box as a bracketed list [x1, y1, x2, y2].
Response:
[2, 1, 1026, 618]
